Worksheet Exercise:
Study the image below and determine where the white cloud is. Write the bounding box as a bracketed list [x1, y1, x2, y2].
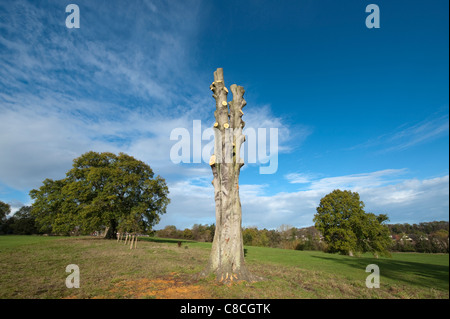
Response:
[307, 169, 408, 192]
[360, 175, 449, 223]
[243, 105, 312, 154]
[157, 169, 449, 230]
[0, 95, 205, 190]
[161, 178, 216, 227]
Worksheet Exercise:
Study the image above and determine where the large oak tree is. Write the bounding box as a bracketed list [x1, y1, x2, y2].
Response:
[314, 189, 391, 257]
[30, 151, 169, 237]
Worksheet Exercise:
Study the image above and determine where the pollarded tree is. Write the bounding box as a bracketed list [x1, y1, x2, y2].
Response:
[314, 189, 391, 257]
[200, 68, 258, 283]
[30, 151, 170, 237]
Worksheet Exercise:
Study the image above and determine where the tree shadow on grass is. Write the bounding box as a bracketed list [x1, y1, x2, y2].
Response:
[140, 237, 194, 245]
[311, 254, 449, 291]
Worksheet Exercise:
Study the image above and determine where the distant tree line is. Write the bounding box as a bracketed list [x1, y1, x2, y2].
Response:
[154, 221, 449, 254]
[154, 224, 332, 251]
[388, 221, 449, 253]
[0, 204, 40, 235]
[155, 224, 216, 242]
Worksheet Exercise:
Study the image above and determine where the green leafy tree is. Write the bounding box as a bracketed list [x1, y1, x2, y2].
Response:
[313, 189, 391, 257]
[157, 225, 180, 238]
[10, 206, 39, 235]
[29, 178, 68, 234]
[30, 151, 170, 238]
[242, 227, 258, 246]
[206, 224, 215, 242]
[182, 228, 193, 240]
[254, 230, 270, 247]
[0, 200, 10, 222]
[266, 229, 281, 248]
[431, 229, 449, 253]
[0, 201, 11, 234]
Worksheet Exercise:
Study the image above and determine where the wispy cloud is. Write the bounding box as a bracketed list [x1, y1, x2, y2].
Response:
[384, 115, 449, 151]
[0, 0, 298, 193]
[0, 0, 206, 190]
[0, 0, 203, 108]
[285, 172, 319, 184]
[349, 114, 449, 153]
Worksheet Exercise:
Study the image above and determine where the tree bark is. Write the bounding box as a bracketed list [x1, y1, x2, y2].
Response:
[103, 220, 117, 239]
[200, 68, 258, 284]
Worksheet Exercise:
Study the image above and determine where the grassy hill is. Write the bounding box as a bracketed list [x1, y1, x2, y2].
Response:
[0, 235, 448, 299]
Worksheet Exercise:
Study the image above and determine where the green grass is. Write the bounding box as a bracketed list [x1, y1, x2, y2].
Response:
[0, 235, 448, 299]
[0, 235, 64, 249]
[242, 246, 449, 291]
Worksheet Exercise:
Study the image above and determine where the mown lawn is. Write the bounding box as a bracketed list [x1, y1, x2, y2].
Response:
[0, 235, 448, 299]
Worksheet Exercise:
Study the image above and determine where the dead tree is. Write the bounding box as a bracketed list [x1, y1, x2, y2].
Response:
[200, 68, 258, 284]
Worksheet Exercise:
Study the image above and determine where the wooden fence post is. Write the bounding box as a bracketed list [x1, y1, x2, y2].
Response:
[130, 234, 134, 249]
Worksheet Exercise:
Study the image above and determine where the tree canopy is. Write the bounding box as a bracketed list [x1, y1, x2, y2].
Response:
[0, 200, 10, 221]
[313, 189, 391, 257]
[29, 151, 170, 237]
[8, 206, 38, 235]
[0, 200, 11, 234]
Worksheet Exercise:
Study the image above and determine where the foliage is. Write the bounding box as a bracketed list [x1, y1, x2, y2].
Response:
[29, 178, 67, 234]
[242, 227, 274, 247]
[29, 151, 170, 237]
[0, 200, 11, 234]
[313, 189, 391, 257]
[389, 222, 449, 253]
[156, 224, 215, 242]
[9, 206, 39, 235]
[0, 200, 10, 221]
[388, 221, 449, 235]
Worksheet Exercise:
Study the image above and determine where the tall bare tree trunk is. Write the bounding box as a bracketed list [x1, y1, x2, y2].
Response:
[200, 68, 258, 283]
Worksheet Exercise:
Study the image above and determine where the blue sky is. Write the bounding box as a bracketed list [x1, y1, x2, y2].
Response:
[0, 0, 448, 230]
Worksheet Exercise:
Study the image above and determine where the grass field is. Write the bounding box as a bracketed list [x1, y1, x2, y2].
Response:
[0, 235, 448, 299]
